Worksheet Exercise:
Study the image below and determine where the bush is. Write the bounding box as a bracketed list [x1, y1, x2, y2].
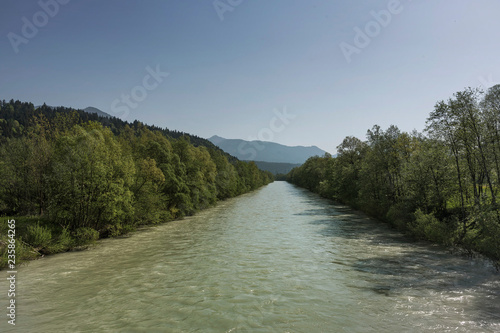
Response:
[0, 219, 8, 234]
[24, 223, 52, 250]
[386, 201, 415, 231]
[0, 238, 40, 269]
[103, 223, 136, 238]
[0, 237, 9, 269]
[72, 227, 99, 247]
[46, 227, 73, 253]
[410, 209, 452, 244]
[476, 211, 500, 261]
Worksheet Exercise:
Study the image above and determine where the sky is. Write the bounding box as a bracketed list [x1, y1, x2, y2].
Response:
[1, 0, 500, 154]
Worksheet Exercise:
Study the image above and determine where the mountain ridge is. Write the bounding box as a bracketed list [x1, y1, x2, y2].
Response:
[208, 135, 327, 164]
[35, 105, 113, 119]
[6, 101, 239, 164]
[250, 160, 302, 175]
[83, 106, 112, 118]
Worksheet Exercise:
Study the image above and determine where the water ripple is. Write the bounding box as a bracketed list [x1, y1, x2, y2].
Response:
[1, 182, 499, 332]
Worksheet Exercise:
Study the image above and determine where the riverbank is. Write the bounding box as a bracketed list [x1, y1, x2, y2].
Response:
[287, 180, 500, 270]
[0, 182, 273, 270]
[0, 101, 274, 270]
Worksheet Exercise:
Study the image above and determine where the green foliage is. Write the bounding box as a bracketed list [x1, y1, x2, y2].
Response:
[73, 227, 99, 247]
[49, 123, 135, 231]
[24, 223, 52, 250]
[287, 85, 500, 262]
[472, 210, 500, 260]
[386, 201, 414, 231]
[410, 210, 452, 245]
[46, 227, 73, 253]
[0, 237, 40, 269]
[0, 99, 273, 267]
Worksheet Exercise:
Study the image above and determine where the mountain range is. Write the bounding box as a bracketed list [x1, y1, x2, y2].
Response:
[208, 135, 327, 165]
[36, 105, 326, 174]
[35, 105, 113, 119]
[83, 106, 112, 118]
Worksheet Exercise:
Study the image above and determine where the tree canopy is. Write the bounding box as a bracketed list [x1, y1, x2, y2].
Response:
[0, 100, 273, 267]
[287, 86, 500, 264]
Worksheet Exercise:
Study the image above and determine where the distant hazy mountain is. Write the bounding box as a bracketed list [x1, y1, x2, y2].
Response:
[252, 161, 302, 175]
[83, 107, 112, 118]
[208, 135, 327, 164]
[35, 105, 113, 119]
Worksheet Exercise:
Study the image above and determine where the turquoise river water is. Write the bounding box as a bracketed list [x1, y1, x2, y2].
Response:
[1, 181, 499, 332]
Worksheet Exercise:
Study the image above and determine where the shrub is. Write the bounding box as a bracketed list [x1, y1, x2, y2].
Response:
[46, 227, 73, 253]
[0, 238, 39, 269]
[24, 223, 52, 250]
[410, 209, 451, 244]
[73, 227, 99, 247]
[476, 211, 500, 261]
[386, 201, 415, 231]
[103, 223, 136, 238]
[0, 219, 8, 234]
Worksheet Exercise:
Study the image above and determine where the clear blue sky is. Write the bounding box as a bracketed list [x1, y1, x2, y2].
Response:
[1, 0, 499, 154]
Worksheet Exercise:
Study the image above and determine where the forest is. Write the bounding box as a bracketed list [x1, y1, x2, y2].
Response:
[287, 86, 500, 265]
[0, 100, 273, 268]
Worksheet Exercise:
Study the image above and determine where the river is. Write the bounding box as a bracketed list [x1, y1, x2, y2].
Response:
[1, 181, 499, 332]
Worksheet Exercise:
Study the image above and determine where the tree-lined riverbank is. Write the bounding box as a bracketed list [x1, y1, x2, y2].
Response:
[0, 100, 273, 268]
[287, 86, 500, 265]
